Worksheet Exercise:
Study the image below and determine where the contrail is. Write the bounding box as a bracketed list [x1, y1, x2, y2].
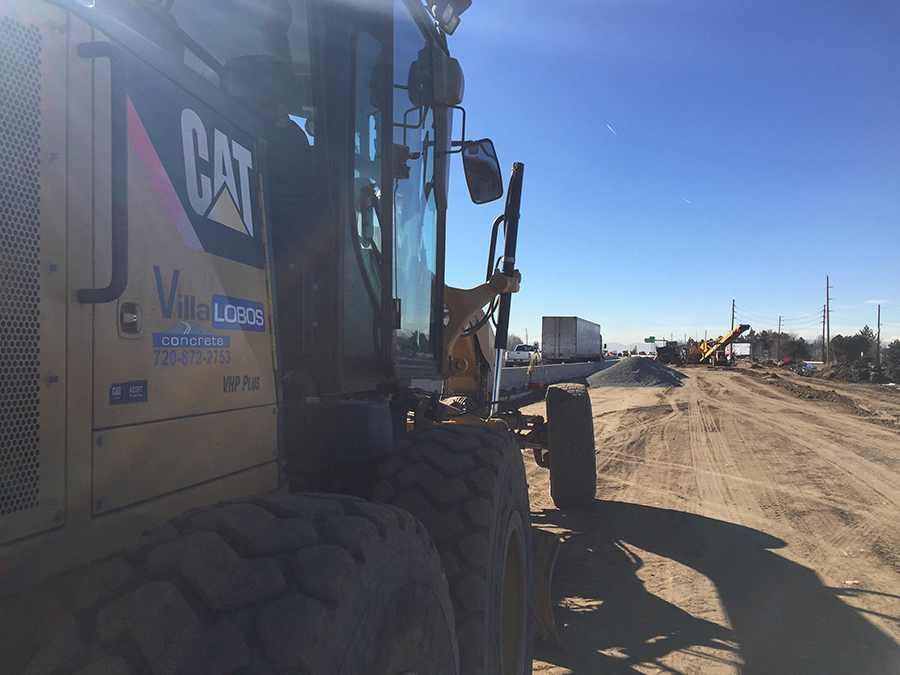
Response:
[606, 124, 618, 137]
[683, 198, 691, 204]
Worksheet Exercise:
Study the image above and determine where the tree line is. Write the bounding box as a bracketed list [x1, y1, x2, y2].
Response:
[508, 329, 900, 381]
[742, 326, 900, 379]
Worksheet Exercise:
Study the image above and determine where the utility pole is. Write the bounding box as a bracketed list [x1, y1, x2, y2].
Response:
[777, 316, 782, 360]
[731, 299, 735, 330]
[825, 275, 832, 364]
[821, 305, 826, 362]
[877, 304, 881, 365]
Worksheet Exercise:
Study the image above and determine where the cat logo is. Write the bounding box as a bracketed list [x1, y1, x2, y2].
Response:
[181, 108, 255, 237]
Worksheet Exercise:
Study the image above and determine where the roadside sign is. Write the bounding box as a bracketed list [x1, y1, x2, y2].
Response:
[726, 343, 751, 357]
[644, 337, 656, 343]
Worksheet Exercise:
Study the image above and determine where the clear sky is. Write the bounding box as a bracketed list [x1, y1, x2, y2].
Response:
[441, 0, 899, 348]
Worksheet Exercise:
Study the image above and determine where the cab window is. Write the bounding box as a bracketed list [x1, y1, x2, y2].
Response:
[392, 0, 438, 362]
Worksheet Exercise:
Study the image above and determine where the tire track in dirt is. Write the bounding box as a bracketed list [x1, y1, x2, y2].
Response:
[597, 388, 697, 509]
[593, 394, 674, 503]
[774, 420, 900, 586]
[695, 370, 900, 641]
[602, 427, 887, 525]
[632, 387, 703, 513]
[686, 380, 766, 526]
[698, 372, 876, 575]
[598, 369, 900, 646]
[735, 375, 900, 510]
[712, 373, 898, 518]
[739, 369, 900, 431]
[525, 368, 900, 673]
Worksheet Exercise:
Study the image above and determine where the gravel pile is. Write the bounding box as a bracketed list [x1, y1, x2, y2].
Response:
[587, 357, 685, 388]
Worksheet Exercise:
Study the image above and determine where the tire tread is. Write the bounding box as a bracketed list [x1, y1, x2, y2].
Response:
[10, 495, 452, 675]
[374, 425, 533, 674]
[546, 383, 597, 508]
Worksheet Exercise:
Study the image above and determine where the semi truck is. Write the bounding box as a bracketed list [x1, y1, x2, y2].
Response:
[541, 316, 603, 363]
[0, 0, 598, 672]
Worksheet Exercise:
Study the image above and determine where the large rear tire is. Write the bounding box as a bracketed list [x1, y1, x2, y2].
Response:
[374, 425, 533, 675]
[546, 383, 597, 508]
[4, 494, 458, 675]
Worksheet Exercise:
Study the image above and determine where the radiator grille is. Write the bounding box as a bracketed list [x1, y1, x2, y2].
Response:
[0, 16, 43, 517]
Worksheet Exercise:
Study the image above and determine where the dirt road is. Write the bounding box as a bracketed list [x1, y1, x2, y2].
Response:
[522, 365, 900, 674]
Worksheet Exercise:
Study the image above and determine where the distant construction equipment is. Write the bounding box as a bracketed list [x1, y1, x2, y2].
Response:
[685, 324, 751, 365]
[654, 340, 682, 365]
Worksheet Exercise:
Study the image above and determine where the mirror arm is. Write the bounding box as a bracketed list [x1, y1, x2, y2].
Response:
[439, 105, 467, 155]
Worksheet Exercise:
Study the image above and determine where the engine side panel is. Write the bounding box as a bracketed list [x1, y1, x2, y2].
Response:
[0, 0, 279, 588]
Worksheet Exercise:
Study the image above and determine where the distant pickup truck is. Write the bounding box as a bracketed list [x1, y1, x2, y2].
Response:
[505, 343, 539, 367]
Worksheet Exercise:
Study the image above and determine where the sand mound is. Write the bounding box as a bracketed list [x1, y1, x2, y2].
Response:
[587, 357, 685, 388]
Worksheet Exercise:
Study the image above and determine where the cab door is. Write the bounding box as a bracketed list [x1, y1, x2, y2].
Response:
[82, 16, 278, 515]
[390, 0, 450, 376]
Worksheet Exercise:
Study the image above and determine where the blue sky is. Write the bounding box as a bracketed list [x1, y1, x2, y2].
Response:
[441, 0, 899, 347]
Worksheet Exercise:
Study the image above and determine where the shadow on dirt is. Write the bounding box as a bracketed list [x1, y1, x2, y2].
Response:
[533, 501, 900, 674]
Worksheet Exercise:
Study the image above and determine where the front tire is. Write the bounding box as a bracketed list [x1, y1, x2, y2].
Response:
[374, 425, 533, 675]
[545, 383, 597, 508]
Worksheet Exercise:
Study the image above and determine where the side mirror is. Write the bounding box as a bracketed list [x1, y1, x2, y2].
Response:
[462, 139, 503, 204]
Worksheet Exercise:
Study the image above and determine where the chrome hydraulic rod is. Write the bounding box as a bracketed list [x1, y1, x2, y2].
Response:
[491, 347, 504, 417]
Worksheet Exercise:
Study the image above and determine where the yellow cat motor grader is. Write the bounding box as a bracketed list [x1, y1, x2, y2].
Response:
[0, 0, 595, 672]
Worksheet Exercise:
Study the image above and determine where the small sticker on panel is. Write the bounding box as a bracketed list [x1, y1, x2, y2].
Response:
[110, 380, 149, 405]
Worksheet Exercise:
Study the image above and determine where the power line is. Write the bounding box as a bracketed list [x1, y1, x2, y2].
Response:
[732, 302, 776, 316]
[734, 300, 822, 318]
[733, 302, 824, 328]
[783, 311, 824, 322]
[734, 306, 822, 324]
[781, 323, 820, 331]
[783, 324, 824, 332]
[780, 325, 816, 333]
[733, 306, 780, 323]
[783, 313, 826, 328]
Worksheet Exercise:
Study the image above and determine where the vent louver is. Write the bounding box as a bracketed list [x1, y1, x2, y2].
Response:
[0, 16, 44, 518]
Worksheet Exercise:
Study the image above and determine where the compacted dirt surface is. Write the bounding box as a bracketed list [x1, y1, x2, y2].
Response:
[520, 364, 900, 674]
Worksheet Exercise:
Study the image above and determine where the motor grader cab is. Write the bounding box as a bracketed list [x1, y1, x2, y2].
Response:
[1, 0, 595, 671]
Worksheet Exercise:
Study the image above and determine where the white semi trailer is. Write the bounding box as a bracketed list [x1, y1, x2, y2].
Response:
[541, 316, 603, 363]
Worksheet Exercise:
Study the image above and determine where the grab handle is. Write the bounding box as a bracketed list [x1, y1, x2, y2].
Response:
[77, 41, 128, 304]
